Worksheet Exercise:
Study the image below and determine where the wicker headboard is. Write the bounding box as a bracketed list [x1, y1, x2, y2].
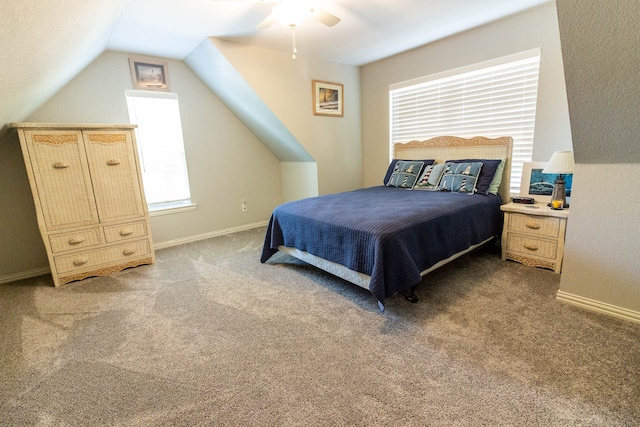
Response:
[393, 136, 514, 203]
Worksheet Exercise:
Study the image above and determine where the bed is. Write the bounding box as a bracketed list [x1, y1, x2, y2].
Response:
[261, 136, 513, 310]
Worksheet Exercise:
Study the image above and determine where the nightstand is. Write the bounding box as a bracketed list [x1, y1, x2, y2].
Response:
[500, 202, 569, 273]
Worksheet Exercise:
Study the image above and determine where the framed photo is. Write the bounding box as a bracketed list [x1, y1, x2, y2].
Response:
[520, 161, 573, 203]
[312, 80, 343, 117]
[129, 58, 170, 91]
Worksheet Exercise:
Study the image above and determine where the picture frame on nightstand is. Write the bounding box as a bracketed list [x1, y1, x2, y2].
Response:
[520, 162, 573, 205]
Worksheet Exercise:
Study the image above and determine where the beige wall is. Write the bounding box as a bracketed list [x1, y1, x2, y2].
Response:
[559, 164, 640, 313]
[360, 2, 572, 188]
[0, 132, 49, 276]
[210, 39, 362, 196]
[555, 0, 640, 318]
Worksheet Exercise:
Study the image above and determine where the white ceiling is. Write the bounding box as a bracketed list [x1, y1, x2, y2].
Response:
[1, 0, 552, 127]
[109, 0, 552, 65]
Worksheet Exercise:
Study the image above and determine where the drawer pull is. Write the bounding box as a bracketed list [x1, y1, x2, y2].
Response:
[525, 222, 541, 230]
[106, 159, 121, 166]
[68, 237, 85, 245]
[122, 248, 136, 256]
[73, 258, 88, 266]
[523, 244, 539, 251]
[52, 161, 70, 169]
[119, 229, 133, 236]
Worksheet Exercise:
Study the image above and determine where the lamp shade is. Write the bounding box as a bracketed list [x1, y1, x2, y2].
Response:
[542, 151, 575, 174]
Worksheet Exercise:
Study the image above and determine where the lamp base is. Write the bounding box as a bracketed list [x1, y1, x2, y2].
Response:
[547, 202, 569, 209]
[548, 175, 568, 210]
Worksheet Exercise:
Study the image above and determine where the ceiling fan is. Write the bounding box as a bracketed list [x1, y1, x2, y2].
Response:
[213, 0, 341, 58]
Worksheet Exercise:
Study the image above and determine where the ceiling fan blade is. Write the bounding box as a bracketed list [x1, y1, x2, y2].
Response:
[256, 13, 277, 29]
[310, 7, 341, 27]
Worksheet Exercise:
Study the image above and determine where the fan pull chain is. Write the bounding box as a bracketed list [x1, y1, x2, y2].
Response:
[290, 25, 297, 59]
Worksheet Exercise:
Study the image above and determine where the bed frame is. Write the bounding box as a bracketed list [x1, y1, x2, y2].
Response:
[278, 135, 513, 306]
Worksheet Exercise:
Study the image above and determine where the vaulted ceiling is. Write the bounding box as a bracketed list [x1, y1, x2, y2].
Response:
[1, 0, 551, 127]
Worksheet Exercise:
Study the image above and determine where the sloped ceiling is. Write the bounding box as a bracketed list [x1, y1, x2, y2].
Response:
[1, 0, 123, 127]
[0, 0, 552, 128]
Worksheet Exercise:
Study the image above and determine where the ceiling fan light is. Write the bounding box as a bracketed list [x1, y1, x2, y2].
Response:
[272, 0, 311, 27]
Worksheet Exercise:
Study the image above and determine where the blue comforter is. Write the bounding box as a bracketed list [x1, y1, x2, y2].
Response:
[261, 186, 503, 305]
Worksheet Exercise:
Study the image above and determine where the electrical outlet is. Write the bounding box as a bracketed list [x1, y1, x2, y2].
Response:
[242, 201, 248, 212]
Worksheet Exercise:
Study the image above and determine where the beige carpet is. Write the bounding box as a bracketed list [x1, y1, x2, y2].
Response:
[1, 226, 639, 426]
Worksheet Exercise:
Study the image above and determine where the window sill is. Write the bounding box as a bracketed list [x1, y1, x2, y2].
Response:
[149, 201, 197, 217]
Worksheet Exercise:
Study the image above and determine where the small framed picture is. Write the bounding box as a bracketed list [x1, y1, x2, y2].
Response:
[520, 161, 573, 203]
[312, 80, 343, 117]
[129, 58, 170, 91]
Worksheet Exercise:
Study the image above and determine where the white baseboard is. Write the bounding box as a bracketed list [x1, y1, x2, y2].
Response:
[0, 267, 51, 285]
[0, 221, 269, 284]
[556, 290, 640, 324]
[151, 220, 269, 250]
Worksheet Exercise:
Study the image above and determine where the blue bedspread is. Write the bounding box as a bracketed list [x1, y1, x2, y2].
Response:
[261, 186, 503, 305]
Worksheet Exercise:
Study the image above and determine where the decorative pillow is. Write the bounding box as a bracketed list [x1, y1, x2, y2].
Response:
[487, 158, 506, 195]
[386, 161, 425, 189]
[445, 158, 502, 195]
[437, 162, 484, 193]
[383, 159, 434, 186]
[414, 163, 446, 191]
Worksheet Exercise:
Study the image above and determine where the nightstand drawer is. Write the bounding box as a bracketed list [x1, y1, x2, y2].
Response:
[506, 234, 558, 260]
[507, 213, 560, 238]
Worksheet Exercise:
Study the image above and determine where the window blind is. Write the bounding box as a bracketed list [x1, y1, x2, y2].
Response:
[389, 49, 541, 195]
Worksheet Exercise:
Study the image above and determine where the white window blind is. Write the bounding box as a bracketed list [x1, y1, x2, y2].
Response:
[389, 49, 541, 195]
[125, 91, 192, 209]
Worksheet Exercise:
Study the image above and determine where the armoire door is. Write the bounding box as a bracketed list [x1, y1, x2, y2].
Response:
[83, 130, 146, 222]
[23, 130, 99, 230]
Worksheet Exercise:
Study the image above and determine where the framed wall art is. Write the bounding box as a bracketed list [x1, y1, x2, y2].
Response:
[129, 58, 170, 91]
[520, 161, 573, 203]
[312, 80, 343, 117]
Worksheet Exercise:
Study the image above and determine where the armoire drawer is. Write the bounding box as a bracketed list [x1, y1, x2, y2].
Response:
[103, 220, 148, 242]
[53, 239, 152, 274]
[49, 228, 102, 253]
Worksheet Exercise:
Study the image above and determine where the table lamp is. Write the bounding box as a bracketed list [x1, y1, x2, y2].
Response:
[542, 151, 574, 209]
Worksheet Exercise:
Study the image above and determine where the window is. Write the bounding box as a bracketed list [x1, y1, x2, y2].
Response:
[389, 49, 541, 195]
[125, 90, 193, 212]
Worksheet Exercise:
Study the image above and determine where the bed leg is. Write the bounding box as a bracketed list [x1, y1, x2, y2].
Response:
[403, 286, 419, 304]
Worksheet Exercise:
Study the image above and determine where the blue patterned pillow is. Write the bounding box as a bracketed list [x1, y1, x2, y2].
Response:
[383, 159, 434, 185]
[446, 158, 502, 195]
[414, 163, 446, 191]
[437, 162, 483, 193]
[386, 161, 425, 189]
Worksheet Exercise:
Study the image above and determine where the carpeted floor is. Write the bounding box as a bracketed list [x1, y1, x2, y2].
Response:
[1, 226, 639, 426]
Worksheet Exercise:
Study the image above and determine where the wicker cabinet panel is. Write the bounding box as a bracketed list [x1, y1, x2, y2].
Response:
[104, 221, 148, 243]
[84, 131, 145, 222]
[507, 213, 560, 238]
[49, 228, 102, 253]
[23, 130, 99, 230]
[54, 239, 152, 274]
[12, 123, 155, 287]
